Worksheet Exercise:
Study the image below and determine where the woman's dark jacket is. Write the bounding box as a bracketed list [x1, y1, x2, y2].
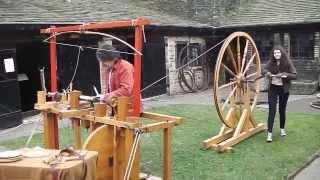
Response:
[263, 60, 297, 93]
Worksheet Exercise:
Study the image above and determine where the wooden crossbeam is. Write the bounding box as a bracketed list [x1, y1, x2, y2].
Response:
[141, 112, 183, 124]
[202, 129, 234, 149]
[217, 123, 266, 152]
[141, 121, 176, 133]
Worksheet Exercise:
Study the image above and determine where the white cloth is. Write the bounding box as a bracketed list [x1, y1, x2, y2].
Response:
[271, 76, 283, 86]
[271, 61, 283, 86]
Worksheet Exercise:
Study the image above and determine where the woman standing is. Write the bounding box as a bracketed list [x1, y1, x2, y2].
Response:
[264, 46, 297, 142]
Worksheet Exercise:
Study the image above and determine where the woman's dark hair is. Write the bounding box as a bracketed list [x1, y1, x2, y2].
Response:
[267, 45, 292, 73]
[96, 44, 120, 62]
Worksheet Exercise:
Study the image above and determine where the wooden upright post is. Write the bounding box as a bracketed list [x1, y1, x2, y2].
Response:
[37, 91, 46, 104]
[37, 90, 59, 149]
[69, 90, 81, 109]
[116, 97, 139, 180]
[43, 113, 59, 149]
[70, 90, 82, 149]
[133, 24, 143, 116]
[49, 29, 59, 148]
[163, 127, 172, 180]
[92, 103, 107, 130]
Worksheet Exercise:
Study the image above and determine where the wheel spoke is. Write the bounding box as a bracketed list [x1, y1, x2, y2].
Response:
[222, 86, 237, 111]
[243, 52, 256, 75]
[245, 72, 258, 79]
[237, 36, 241, 72]
[218, 81, 236, 90]
[226, 46, 238, 74]
[240, 40, 249, 73]
[222, 63, 237, 77]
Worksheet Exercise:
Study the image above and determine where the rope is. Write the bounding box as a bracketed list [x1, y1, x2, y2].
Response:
[65, 46, 82, 91]
[141, 38, 226, 93]
[142, 25, 147, 43]
[123, 129, 143, 180]
[24, 116, 42, 148]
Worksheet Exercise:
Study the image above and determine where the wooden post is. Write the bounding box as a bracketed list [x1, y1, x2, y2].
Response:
[117, 97, 130, 121]
[69, 90, 81, 109]
[133, 24, 143, 116]
[93, 103, 107, 130]
[116, 96, 140, 180]
[37, 91, 46, 104]
[72, 119, 81, 149]
[43, 112, 59, 149]
[70, 90, 82, 149]
[61, 93, 68, 103]
[39, 90, 59, 149]
[49, 29, 60, 149]
[163, 127, 172, 180]
[90, 103, 116, 180]
[94, 103, 107, 116]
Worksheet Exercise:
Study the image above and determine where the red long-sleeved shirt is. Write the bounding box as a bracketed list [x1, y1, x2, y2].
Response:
[104, 59, 134, 99]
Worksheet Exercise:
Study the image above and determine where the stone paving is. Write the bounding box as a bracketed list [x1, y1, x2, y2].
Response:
[293, 155, 320, 180]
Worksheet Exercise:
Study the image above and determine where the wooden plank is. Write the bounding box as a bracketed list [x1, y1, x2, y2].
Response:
[218, 125, 227, 136]
[112, 126, 118, 180]
[224, 107, 235, 129]
[116, 96, 139, 180]
[243, 87, 253, 131]
[72, 118, 81, 149]
[217, 123, 266, 152]
[34, 102, 57, 110]
[83, 115, 140, 129]
[249, 114, 257, 127]
[93, 116, 141, 129]
[163, 127, 172, 180]
[141, 112, 183, 124]
[141, 121, 176, 133]
[243, 115, 254, 131]
[116, 129, 134, 179]
[202, 129, 234, 149]
[43, 112, 59, 149]
[40, 18, 151, 34]
[50, 108, 91, 119]
[221, 88, 237, 111]
[233, 109, 248, 137]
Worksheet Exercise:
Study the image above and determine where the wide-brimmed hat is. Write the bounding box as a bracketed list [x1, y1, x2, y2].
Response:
[96, 44, 120, 62]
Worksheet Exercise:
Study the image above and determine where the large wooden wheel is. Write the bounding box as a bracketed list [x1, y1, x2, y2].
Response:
[203, 32, 266, 152]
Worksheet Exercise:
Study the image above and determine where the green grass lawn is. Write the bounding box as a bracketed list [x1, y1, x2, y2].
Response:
[1, 104, 320, 180]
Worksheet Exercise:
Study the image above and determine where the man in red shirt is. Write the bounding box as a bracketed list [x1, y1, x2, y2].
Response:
[96, 44, 134, 104]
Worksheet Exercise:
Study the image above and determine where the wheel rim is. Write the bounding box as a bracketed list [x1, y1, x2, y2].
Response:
[213, 32, 261, 128]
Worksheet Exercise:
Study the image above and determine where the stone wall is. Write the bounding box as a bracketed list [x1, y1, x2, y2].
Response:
[290, 31, 320, 94]
[164, 36, 206, 95]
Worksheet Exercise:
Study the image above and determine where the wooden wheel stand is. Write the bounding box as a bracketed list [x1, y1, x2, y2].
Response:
[203, 32, 266, 152]
[35, 90, 182, 180]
